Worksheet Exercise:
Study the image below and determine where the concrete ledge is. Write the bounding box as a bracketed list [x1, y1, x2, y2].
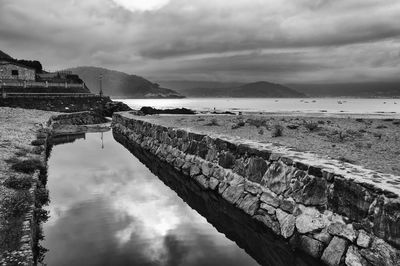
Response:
[112, 112, 400, 266]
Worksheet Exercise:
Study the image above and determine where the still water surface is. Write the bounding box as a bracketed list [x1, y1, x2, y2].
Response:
[43, 131, 260, 266]
[118, 98, 400, 115]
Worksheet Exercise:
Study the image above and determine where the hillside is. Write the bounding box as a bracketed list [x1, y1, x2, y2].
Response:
[68, 67, 184, 98]
[0, 50, 12, 59]
[159, 80, 305, 98]
[290, 82, 400, 98]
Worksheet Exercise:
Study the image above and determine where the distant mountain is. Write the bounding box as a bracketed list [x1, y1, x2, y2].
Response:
[0, 50, 12, 59]
[289, 82, 400, 98]
[67, 67, 184, 98]
[158, 80, 305, 98]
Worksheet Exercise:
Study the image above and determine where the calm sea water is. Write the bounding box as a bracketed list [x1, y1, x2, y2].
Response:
[43, 132, 260, 266]
[117, 98, 400, 115]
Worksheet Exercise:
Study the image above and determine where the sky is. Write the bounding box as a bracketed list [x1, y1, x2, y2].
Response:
[0, 0, 399, 83]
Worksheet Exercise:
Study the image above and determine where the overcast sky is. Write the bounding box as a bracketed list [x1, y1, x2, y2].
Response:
[1, 0, 399, 83]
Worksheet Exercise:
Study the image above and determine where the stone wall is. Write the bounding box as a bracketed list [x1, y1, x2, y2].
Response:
[112, 112, 400, 266]
[0, 95, 111, 113]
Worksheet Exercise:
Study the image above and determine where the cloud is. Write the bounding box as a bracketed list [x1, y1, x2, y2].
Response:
[0, 0, 399, 83]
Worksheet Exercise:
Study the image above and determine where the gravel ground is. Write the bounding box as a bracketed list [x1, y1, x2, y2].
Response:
[139, 114, 400, 176]
[0, 107, 56, 253]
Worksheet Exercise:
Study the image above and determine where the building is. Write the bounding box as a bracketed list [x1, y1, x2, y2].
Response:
[0, 59, 36, 81]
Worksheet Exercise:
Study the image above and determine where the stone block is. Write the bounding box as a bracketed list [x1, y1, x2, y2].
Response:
[296, 210, 325, 234]
[208, 177, 219, 190]
[222, 184, 245, 205]
[356, 230, 371, 248]
[260, 203, 276, 215]
[280, 197, 296, 213]
[189, 165, 201, 177]
[260, 189, 280, 207]
[345, 246, 368, 266]
[262, 160, 293, 195]
[237, 194, 260, 216]
[218, 151, 236, 169]
[296, 235, 325, 258]
[327, 222, 357, 242]
[244, 180, 262, 195]
[246, 157, 268, 183]
[193, 174, 209, 189]
[276, 209, 296, 239]
[359, 238, 400, 266]
[321, 237, 348, 266]
[254, 214, 281, 235]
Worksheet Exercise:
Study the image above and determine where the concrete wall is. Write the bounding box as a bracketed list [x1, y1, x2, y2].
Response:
[112, 113, 400, 266]
[0, 62, 35, 81]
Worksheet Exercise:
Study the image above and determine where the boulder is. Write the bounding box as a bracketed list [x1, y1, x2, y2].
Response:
[221, 184, 245, 204]
[296, 211, 325, 234]
[246, 157, 268, 183]
[296, 235, 325, 258]
[262, 160, 293, 194]
[260, 189, 280, 207]
[356, 230, 371, 248]
[237, 194, 260, 216]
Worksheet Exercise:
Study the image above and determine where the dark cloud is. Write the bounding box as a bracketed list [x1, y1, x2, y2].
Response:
[0, 0, 399, 83]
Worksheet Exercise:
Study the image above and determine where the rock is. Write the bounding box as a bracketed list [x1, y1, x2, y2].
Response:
[254, 214, 281, 235]
[218, 181, 229, 194]
[356, 230, 371, 248]
[246, 157, 268, 183]
[327, 222, 357, 242]
[193, 174, 209, 189]
[208, 177, 219, 190]
[244, 179, 262, 195]
[189, 165, 201, 177]
[218, 151, 236, 169]
[312, 230, 332, 245]
[328, 177, 374, 222]
[321, 236, 348, 266]
[260, 189, 280, 207]
[276, 209, 296, 238]
[296, 235, 325, 258]
[221, 184, 245, 204]
[296, 211, 325, 234]
[370, 196, 400, 248]
[295, 174, 328, 206]
[280, 197, 296, 213]
[262, 160, 293, 194]
[181, 161, 192, 175]
[237, 194, 260, 215]
[359, 238, 400, 266]
[212, 167, 225, 181]
[226, 172, 244, 186]
[345, 246, 368, 266]
[201, 161, 214, 177]
[260, 203, 276, 215]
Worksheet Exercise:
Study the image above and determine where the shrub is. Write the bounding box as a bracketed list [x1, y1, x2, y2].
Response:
[338, 156, 356, 164]
[11, 159, 45, 174]
[231, 120, 245, 129]
[287, 124, 299, 130]
[3, 176, 32, 190]
[271, 124, 283, 137]
[35, 187, 50, 206]
[304, 122, 319, 131]
[205, 118, 220, 126]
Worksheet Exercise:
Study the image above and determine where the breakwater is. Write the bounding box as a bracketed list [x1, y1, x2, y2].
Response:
[112, 112, 400, 266]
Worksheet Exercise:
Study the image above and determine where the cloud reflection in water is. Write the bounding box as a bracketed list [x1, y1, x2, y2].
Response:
[43, 132, 259, 266]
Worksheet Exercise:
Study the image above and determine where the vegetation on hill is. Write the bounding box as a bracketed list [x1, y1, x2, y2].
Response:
[68, 67, 184, 98]
[161, 80, 305, 98]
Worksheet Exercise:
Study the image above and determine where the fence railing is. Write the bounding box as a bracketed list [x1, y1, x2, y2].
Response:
[4, 93, 100, 98]
[0, 80, 85, 89]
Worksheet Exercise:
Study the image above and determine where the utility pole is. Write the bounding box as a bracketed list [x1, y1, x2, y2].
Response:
[99, 74, 103, 97]
[0, 69, 5, 99]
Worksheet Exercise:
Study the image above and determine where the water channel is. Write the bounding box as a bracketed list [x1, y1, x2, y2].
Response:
[41, 130, 317, 266]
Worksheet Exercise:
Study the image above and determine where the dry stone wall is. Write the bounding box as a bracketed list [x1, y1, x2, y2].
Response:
[112, 113, 400, 266]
